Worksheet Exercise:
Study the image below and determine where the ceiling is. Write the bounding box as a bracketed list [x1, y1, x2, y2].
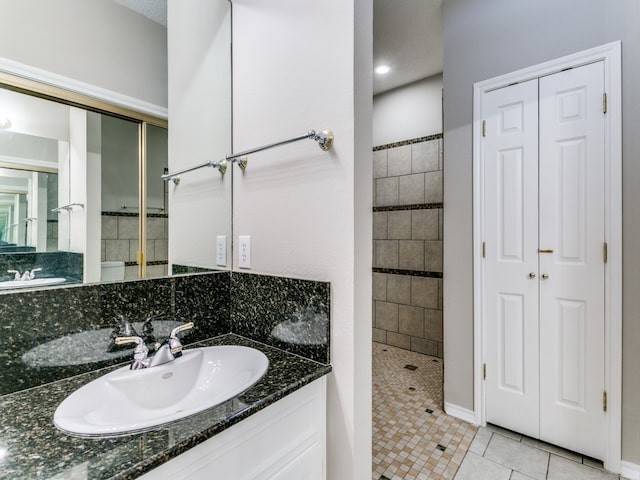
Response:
[113, 0, 442, 96]
[373, 0, 443, 95]
[114, 0, 167, 26]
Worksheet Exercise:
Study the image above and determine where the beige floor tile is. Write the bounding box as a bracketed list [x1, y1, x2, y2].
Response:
[547, 455, 619, 480]
[484, 434, 549, 480]
[453, 452, 511, 480]
[372, 342, 475, 479]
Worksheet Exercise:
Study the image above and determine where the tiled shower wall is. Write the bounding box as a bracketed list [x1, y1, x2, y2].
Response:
[372, 134, 443, 358]
[101, 213, 168, 279]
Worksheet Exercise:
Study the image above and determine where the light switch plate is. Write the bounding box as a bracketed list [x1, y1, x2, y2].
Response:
[216, 236, 226, 267]
[239, 235, 251, 269]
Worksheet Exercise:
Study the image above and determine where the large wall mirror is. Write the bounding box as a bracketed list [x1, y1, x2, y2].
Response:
[0, 0, 232, 293]
[0, 84, 173, 290]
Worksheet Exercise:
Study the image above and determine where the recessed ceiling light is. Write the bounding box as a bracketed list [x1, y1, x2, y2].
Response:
[375, 65, 391, 75]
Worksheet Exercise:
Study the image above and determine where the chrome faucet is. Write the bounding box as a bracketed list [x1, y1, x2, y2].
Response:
[7, 268, 42, 281]
[115, 322, 194, 369]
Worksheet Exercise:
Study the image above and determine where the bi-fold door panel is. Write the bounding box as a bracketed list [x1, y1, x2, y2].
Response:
[482, 61, 606, 460]
[538, 61, 605, 460]
[482, 79, 540, 439]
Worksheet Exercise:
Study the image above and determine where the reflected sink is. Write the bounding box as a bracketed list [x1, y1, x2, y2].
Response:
[53, 345, 269, 437]
[0, 277, 66, 289]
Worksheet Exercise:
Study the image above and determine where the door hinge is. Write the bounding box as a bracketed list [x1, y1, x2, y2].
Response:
[603, 391, 607, 412]
[482, 242, 486, 258]
[483, 363, 487, 380]
[482, 120, 486, 137]
[603, 243, 608, 263]
[603, 93, 608, 114]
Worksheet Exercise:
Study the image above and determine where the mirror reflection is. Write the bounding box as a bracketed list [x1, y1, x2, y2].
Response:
[0, 84, 170, 290]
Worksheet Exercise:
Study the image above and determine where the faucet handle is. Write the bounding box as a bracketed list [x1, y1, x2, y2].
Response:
[7, 269, 20, 280]
[168, 322, 194, 355]
[114, 336, 149, 369]
[29, 268, 42, 280]
[170, 322, 194, 338]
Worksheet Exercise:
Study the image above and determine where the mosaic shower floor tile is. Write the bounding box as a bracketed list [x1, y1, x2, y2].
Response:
[372, 342, 477, 480]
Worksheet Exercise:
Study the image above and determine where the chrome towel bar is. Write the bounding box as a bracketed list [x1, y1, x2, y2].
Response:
[51, 202, 84, 213]
[162, 128, 334, 184]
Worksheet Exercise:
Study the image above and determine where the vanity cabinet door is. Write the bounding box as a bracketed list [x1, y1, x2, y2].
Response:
[139, 377, 327, 480]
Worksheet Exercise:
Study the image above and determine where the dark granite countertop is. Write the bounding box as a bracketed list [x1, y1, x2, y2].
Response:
[0, 334, 331, 480]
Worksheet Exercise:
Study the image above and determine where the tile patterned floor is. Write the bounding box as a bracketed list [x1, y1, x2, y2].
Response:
[372, 341, 627, 480]
[455, 423, 630, 480]
[372, 342, 477, 480]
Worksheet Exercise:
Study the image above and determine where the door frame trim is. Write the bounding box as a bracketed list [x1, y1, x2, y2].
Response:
[472, 41, 622, 472]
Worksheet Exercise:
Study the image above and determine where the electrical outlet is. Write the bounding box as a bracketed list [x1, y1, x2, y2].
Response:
[239, 235, 251, 269]
[216, 236, 227, 267]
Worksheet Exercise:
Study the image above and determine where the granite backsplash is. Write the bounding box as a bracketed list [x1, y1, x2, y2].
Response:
[0, 270, 330, 396]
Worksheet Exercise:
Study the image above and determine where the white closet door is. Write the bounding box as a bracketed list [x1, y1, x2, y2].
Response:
[538, 61, 606, 459]
[483, 79, 540, 438]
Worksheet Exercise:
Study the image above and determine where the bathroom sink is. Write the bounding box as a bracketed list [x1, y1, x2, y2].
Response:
[0, 277, 66, 289]
[53, 345, 269, 437]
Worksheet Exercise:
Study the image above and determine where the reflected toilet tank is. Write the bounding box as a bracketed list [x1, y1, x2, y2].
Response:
[100, 261, 125, 281]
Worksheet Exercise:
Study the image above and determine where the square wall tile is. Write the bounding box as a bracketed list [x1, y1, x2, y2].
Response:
[372, 327, 387, 343]
[373, 211, 388, 240]
[425, 309, 443, 342]
[425, 171, 443, 204]
[387, 144, 412, 177]
[411, 139, 439, 174]
[425, 241, 443, 273]
[399, 305, 424, 337]
[118, 216, 138, 239]
[411, 209, 439, 240]
[101, 216, 118, 239]
[411, 277, 439, 309]
[387, 331, 411, 350]
[147, 217, 165, 240]
[375, 301, 399, 332]
[387, 274, 411, 305]
[373, 272, 387, 301]
[374, 240, 399, 269]
[388, 211, 411, 239]
[411, 337, 439, 356]
[399, 174, 425, 205]
[105, 239, 130, 262]
[376, 177, 399, 206]
[399, 240, 425, 271]
[373, 149, 388, 179]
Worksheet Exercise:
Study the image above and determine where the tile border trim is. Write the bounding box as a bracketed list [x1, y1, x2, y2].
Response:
[374, 203, 443, 212]
[373, 133, 443, 151]
[373, 267, 442, 279]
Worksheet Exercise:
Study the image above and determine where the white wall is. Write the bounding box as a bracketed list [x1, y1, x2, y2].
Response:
[167, 0, 232, 270]
[443, 0, 640, 464]
[0, 0, 167, 107]
[373, 74, 442, 146]
[232, 0, 372, 478]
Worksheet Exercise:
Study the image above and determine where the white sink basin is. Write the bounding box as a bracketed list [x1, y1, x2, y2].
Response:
[0, 277, 66, 289]
[53, 345, 269, 437]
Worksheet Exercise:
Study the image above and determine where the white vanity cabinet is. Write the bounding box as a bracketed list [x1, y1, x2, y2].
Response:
[139, 377, 327, 480]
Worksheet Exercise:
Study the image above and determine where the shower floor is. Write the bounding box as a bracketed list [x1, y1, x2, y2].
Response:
[372, 342, 477, 480]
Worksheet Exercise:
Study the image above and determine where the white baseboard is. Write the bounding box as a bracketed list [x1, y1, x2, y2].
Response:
[444, 402, 477, 424]
[621, 460, 640, 480]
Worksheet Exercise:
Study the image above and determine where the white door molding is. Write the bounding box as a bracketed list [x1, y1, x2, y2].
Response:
[472, 41, 622, 472]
